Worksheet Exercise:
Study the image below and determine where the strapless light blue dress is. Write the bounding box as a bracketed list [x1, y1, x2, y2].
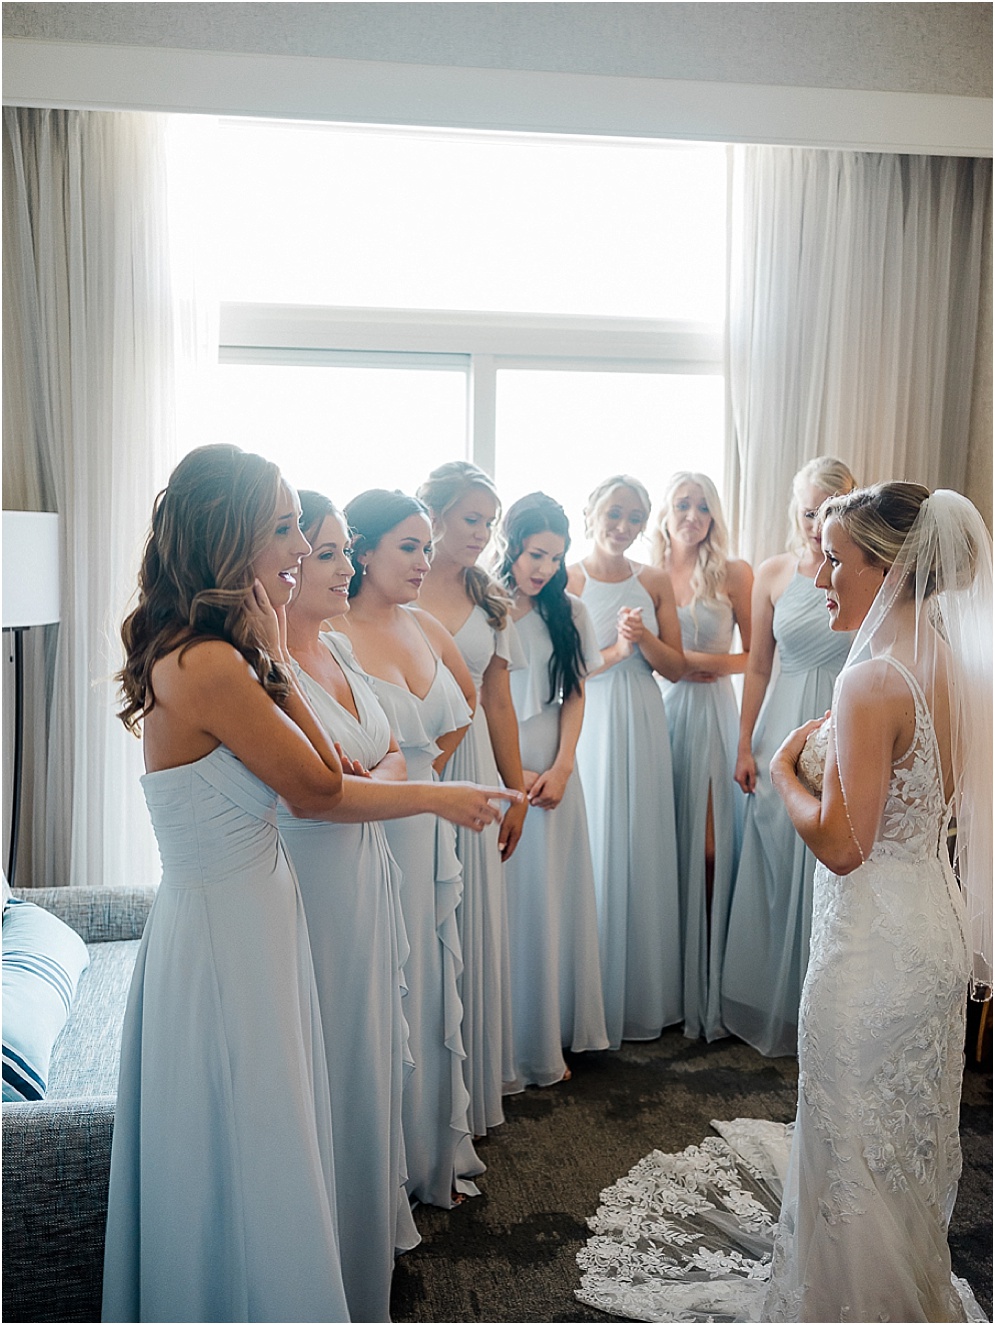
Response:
[279, 630, 419, 1322]
[574, 563, 682, 1047]
[102, 745, 349, 1323]
[662, 597, 743, 1042]
[722, 571, 854, 1056]
[504, 598, 609, 1088]
[355, 616, 484, 1208]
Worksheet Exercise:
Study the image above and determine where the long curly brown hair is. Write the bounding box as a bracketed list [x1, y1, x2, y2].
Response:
[117, 444, 293, 734]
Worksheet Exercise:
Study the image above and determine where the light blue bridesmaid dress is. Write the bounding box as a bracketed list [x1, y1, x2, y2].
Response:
[445, 606, 523, 1133]
[574, 563, 683, 1048]
[504, 597, 609, 1089]
[102, 746, 349, 1324]
[721, 571, 854, 1056]
[354, 615, 485, 1209]
[278, 631, 419, 1323]
[662, 597, 743, 1042]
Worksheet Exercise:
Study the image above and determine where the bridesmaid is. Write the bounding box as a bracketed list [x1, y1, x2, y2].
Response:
[722, 457, 856, 1056]
[334, 488, 494, 1209]
[565, 475, 685, 1048]
[492, 493, 609, 1089]
[104, 445, 349, 1323]
[282, 491, 516, 1317]
[651, 472, 753, 1042]
[416, 461, 528, 1135]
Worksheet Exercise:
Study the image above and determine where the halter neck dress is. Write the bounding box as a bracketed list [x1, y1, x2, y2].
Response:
[278, 630, 419, 1321]
[353, 613, 484, 1209]
[102, 746, 349, 1323]
[722, 570, 854, 1056]
[662, 595, 742, 1042]
[574, 560, 682, 1046]
[503, 596, 609, 1089]
[444, 605, 524, 1132]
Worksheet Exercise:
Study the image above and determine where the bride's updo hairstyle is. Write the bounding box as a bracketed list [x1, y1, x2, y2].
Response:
[583, 474, 652, 541]
[416, 461, 511, 630]
[786, 456, 856, 556]
[118, 444, 292, 733]
[343, 489, 431, 598]
[819, 481, 978, 600]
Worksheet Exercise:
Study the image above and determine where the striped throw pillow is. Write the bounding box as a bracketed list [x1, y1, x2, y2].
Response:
[2, 898, 90, 1102]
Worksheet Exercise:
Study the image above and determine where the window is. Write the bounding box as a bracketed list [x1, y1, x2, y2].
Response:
[173, 116, 728, 541]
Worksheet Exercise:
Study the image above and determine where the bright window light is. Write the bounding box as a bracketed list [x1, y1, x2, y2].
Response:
[203, 363, 468, 507]
[495, 370, 726, 552]
[214, 120, 727, 320]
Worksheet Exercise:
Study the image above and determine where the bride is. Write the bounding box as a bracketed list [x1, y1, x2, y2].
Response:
[576, 483, 991, 1323]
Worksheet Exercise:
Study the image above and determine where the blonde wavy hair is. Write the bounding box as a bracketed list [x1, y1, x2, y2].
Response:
[416, 460, 512, 629]
[650, 471, 731, 605]
[787, 456, 856, 556]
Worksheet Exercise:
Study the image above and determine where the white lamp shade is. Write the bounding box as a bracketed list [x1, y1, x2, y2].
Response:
[2, 511, 61, 628]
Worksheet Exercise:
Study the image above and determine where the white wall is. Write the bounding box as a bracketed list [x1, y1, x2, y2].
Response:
[3, 3, 991, 154]
[2, 3, 991, 95]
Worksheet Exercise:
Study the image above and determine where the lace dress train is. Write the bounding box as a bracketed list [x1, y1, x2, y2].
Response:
[577, 658, 983, 1323]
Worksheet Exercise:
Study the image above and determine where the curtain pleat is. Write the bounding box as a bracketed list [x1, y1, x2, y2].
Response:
[3, 107, 179, 889]
[727, 148, 991, 565]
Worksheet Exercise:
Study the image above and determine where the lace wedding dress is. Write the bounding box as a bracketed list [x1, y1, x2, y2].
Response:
[576, 657, 984, 1323]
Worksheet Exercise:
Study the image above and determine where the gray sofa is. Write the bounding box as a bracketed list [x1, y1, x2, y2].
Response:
[2, 886, 156, 1324]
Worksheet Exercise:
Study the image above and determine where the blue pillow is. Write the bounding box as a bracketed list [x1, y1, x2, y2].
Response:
[2, 897, 90, 1102]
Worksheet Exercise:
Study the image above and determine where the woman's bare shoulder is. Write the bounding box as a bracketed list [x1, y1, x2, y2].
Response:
[635, 561, 674, 598]
[151, 636, 248, 694]
[406, 604, 454, 647]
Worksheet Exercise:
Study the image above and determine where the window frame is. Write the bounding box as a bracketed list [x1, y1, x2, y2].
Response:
[219, 302, 725, 477]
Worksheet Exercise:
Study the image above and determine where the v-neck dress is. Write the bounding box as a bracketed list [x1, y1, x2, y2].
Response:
[278, 630, 419, 1322]
[574, 562, 683, 1046]
[350, 616, 484, 1209]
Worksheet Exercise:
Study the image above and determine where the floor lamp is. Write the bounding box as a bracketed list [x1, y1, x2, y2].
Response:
[2, 511, 61, 886]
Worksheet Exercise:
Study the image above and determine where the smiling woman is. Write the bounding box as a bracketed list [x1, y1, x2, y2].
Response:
[104, 444, 350, 1324]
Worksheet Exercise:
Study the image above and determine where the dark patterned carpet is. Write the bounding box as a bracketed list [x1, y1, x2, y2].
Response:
[390, 1028, 993, 1323]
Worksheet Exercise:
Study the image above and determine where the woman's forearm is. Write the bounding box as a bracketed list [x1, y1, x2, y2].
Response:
[684, 648, 749, 678]
[738, 667, 772, 751]
[552, 688, 585, 773]
[637, 632, 686, 683]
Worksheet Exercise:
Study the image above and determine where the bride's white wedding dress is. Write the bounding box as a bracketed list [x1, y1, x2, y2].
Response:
[577, 656, 984, 1323]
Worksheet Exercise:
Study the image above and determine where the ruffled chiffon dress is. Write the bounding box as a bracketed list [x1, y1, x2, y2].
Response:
[576, 657, 983, 1323]
[445, 605, 523, 1132]
[662, 598, 742, 1042]
[278, 631, 419, 1322]
[722, 572, 853, 1057]
[102, 746, 349, 1324]
[503, 597, 609, 1089]
[574, 563, 683, 1047]
[354, 616, 484, 1209]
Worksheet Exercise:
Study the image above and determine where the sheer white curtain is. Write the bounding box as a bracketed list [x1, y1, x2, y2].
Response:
[727, 148, 991, 564]
[2, 108, 206, 889]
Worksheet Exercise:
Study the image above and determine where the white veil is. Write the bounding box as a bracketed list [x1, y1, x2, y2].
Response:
[833, 488, 993, 997]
